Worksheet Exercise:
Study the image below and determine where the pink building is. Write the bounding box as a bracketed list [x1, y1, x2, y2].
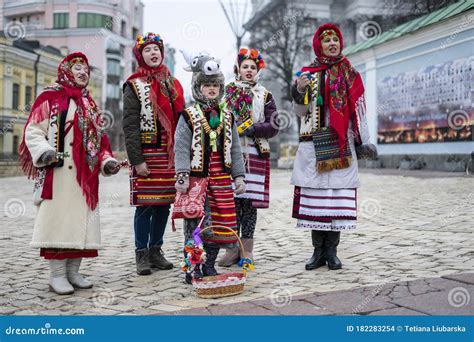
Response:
[2, 0, 144, 150]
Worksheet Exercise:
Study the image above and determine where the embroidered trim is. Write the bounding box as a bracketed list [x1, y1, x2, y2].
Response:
[130, 79, 158, 144]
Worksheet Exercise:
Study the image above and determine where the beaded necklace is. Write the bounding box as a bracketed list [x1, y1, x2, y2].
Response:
[196, 103, 226, 152]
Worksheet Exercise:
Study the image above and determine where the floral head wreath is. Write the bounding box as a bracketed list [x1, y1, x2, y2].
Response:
[134, 32, 163, 51]
[238, 48, 265, 69]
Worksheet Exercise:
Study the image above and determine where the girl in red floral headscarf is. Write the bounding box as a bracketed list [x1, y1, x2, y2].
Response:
[122, 32, 185, 276]
[291, 24, 377, 271]
[19, 52, 120, 295]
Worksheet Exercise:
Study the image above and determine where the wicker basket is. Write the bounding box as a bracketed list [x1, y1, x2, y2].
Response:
[192, 225, 248, 299]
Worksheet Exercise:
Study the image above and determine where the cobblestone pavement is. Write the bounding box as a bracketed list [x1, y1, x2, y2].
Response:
[0, 169, 472, 315]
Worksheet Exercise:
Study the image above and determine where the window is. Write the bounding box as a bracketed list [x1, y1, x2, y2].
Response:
[53, 13, 69, 29]
[25, 86, 32, 107]
[107, 59, 120, 76]
[78, 13, 113, 29]
[12, 136, 19, 156]
[12, 84, 19, 110]
[106, 83, 120, 99]
[121, 20, 126, 37]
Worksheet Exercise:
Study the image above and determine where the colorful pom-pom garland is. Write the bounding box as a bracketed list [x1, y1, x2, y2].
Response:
[238, 48, 265, 69]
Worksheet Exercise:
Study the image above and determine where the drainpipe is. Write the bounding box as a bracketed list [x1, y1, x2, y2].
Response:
[33, 52, 40, 100]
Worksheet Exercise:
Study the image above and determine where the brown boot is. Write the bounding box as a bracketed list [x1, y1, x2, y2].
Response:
[241, 238, 254, 263]
[218, 247, 240, 267]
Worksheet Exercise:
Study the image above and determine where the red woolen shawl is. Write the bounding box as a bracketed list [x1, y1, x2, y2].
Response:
[127, 40, 184, 168]
[301, 23, 364, 151]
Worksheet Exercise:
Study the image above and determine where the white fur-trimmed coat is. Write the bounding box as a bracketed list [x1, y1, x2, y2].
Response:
[25, 99, 116, 250]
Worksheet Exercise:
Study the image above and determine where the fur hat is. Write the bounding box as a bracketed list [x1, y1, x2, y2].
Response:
[181, 50, 225, 103]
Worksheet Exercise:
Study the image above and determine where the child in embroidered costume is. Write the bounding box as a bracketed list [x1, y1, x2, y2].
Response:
[291, 24, 377, 271]
[175, 51, 246, 284]
[123, 32, 185, 275]
[19, 52, 120, 295]
[218, 48, 279, 266]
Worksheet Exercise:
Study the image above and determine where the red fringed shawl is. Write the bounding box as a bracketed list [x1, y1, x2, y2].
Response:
[19, 52, 112, 211]
[302, 23, 364, 152]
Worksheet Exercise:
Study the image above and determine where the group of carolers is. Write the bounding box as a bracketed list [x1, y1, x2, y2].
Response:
[20, 23, 376, 295]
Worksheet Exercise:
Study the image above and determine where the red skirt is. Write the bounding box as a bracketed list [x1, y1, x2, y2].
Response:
[130, 130, 176, 206]
[202, 152, 238, 245]
[40, 248, 98, 260]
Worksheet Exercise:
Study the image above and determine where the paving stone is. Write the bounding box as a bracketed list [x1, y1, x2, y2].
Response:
[207, 302, 275, 315]
[442, 272, 474, 285]
[390, 285, 474, 315]
[1, 170, 472, 315]
[304, 290, 397, 315]
[254, 299, 334, 315]
[367, 307, 427, 315]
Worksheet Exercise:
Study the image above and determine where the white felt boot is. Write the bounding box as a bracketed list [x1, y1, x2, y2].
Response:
[49, 259, 74, 295]
[66, 258, 93, 289]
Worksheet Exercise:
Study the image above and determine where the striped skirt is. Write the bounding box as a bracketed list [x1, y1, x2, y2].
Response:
[235, 142, 270, 208]
[292, 186, 357, 231]
[130, 131, 176, 206]
[201, 152, 238, 245]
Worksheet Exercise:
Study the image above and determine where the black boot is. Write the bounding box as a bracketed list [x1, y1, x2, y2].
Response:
[325, 231, 342, 270]
[149, 245, 173, 270]
[135, 248, 152, 275]
[305, 230, 326, 270]
[202, 245, 219, 277]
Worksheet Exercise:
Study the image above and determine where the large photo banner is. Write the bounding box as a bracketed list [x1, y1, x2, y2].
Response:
[377, 56, 473, 144]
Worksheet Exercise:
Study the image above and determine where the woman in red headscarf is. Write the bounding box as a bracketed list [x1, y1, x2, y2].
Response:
[290, 24, 377, 271]
[19, 52, 120, 295]
[122, 32, 184, 276]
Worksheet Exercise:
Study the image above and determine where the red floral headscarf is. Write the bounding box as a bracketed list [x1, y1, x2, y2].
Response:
[301, 23, 365, 151]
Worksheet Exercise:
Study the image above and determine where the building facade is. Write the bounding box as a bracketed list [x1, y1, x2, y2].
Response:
[1, 0, 144, 151]
[344, 1, 473, 170]
[0, 36, 102, 160]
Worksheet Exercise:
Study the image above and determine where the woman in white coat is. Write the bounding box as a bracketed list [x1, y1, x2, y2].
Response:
[19, 52, 120, 295]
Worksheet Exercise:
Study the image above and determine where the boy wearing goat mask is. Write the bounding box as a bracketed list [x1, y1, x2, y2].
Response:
[174, 51, 246, 284]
